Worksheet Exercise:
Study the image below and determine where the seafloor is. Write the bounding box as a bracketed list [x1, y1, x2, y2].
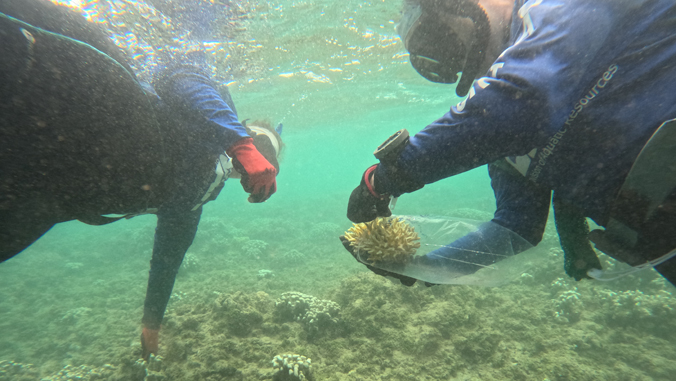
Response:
[2, 206, 676, 381]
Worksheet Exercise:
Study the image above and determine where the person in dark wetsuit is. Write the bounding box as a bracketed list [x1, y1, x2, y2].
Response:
[345, 0, 676, 286]
[0, 0, 281, 359]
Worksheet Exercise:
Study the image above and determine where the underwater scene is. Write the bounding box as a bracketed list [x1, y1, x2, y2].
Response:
[2, 0, 676, 380]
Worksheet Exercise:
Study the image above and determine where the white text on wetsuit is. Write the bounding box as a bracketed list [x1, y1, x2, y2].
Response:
[528, 63, 619, 182]
[564, 64, 618, 126]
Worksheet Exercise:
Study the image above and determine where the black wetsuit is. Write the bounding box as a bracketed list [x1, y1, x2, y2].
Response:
[0, 0, 248, 330]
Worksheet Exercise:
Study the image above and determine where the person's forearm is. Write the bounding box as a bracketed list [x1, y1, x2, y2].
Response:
[376, 82, 549, 197]
[142, 208, 201, 329]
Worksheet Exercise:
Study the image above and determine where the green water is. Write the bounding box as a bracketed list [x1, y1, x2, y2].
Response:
[2, 1, 676, 380]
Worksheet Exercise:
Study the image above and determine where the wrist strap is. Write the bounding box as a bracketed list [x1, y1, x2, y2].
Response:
[364, 165, 388, 199]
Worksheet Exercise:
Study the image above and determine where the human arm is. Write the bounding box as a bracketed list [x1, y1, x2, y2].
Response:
[345, 163, 551, 285]
[154, 65, 277, 202]
[154, 65, 249, 152]
[141, 207, 201, 359]
[347, 36, 568, 222]
[369, 0, 626, 198]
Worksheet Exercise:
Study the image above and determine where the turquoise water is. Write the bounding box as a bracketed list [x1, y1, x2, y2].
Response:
[2, 1, 676, 380]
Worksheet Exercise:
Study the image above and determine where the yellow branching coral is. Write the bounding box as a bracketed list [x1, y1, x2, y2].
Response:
[344, 217, 421, 264]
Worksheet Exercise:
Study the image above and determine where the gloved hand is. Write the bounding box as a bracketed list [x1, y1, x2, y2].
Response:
[141, 326, 159, 361]
[347, 165, 392, 223]
[564, 238, 603, 281]
[339, 235, 417, 286]
[227, 137, 278, 203]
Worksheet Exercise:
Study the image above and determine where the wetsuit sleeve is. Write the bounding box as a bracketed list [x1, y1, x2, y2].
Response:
[153, 63, 250, 153]
[422, 163, 550, 274]
[141, 207, 202, 330]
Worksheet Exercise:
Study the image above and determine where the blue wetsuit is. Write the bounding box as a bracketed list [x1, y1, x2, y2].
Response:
[376, 0, 676, 275]
[0, 0, 249, 330]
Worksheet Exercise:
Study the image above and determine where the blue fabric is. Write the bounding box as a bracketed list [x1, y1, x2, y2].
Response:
[488, 163, 551, 246]
[379, 0, 676, 231]
[154, 64, 249, 152]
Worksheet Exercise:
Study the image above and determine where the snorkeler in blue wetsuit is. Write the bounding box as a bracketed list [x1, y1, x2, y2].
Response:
[0, 0, 281, 359]
[346, 0, 676, 285]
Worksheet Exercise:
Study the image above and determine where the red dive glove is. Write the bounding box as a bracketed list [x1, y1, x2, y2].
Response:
[227, 137, 278, 203]
[141, 326, 159, 360]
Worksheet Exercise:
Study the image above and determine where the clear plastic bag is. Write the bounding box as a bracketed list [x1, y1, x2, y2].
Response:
[349, 215, 537, 286]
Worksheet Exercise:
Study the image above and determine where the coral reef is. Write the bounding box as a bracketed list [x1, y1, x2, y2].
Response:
[594, 287, 676, 330]
[170, 290, 189, 303]
[180, 253, 200, 271]
[258, 269, 275, 279]
[133, 354, 165, 381]
[271, 354, 314, 381]
[40, 364, 116, 381]
[281, 249, 305, 266]
[0, 360, 38, 381]
[61, 307, 92, 324]
[242, 239, 268, 257]
[308, 222, 341, 239]
[4, 205, 676, 381]
[212, 291, 270, 336]
[275, 292, 341, 336]
[5, 270, 676, 381]
[271, 249, 306, 270]
[344, 217, 420, 264]
[553, 288, 584, 323]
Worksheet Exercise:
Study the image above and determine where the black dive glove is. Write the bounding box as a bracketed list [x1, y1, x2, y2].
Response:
[348, 129, 427, 223]
[553, 195, 603, 280]
[339, 235, 417, 286]
[347, 164, 392, 223]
